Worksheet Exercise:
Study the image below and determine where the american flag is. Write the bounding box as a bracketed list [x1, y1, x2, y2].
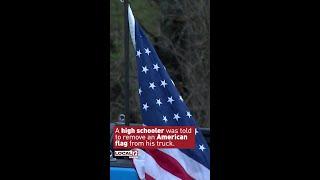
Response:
[128, 6, 210, 180]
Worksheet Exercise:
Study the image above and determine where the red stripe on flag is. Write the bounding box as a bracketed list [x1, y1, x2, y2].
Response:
[145, 149, 194, 180]
[145, 173, 155, 180]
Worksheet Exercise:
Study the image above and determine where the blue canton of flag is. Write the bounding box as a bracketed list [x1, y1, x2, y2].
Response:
[128, 6, 210, 180]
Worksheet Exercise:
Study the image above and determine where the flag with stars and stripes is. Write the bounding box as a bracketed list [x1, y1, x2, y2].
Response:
[128, 6, 210, 180]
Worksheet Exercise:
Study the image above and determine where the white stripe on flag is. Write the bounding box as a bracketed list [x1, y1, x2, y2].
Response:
[159, 149, 210, 180]
[133, 149, 181, 180]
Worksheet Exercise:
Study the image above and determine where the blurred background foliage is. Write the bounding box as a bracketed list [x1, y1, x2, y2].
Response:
[110, 0, 210, 127]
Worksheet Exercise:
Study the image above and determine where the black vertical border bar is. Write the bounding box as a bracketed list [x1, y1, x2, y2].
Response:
[95, 0, 108, 178]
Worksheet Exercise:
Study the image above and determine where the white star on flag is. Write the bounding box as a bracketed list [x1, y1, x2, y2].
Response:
[162, 116, 168, 123]
[156, 99, 162, 106]
[179, 95, 184, 102]
[149, 82, 156, 90]
[173, 113, 180, 121]
[142, 103, 149, 111]
[167, 96, 175, 104]
[186, 111, 192, 118]
[153, 64, 160, 71]
[144, 48, 151, 55]
[136, 50, 142, 58]
[199, 144, 206, 151]
[142, 66, 149, 74]
[160, 80, 168, 88]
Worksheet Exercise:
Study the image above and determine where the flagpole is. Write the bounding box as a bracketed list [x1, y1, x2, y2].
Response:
[123, 0, 130, 126]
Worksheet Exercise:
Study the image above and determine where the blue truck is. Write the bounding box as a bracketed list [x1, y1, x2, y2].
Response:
[109, 122, 210, 180]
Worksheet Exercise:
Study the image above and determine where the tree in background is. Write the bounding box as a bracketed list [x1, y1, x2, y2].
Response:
[110, 0, 210, 127]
